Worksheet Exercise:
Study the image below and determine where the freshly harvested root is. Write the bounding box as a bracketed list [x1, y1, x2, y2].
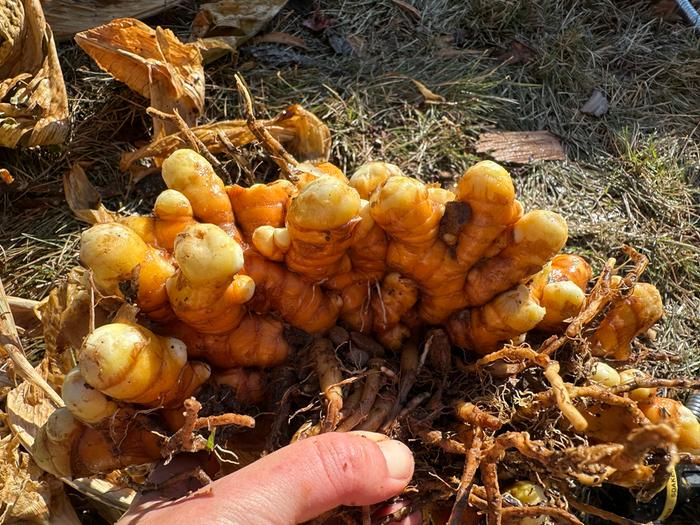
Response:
[446, 285, 545, 354]
[312, 338, 343, 432]
[214, 368, 267, 404]
[337, 360, 383, 432]
[369, 175, 445, 272]
[355, 394, 394, 432]
[370, 174, 466, 323]
[371, 273, 419, 331]
[590, 282, 663, 360]
[463, 210, 568, 307]
[78, 322, 210, 406]
[161, 149, 239, 236]
[324, 204, 390, 331]
[349, 161, 404, 199]
[80, 223, 174, 310]
[543, 361, 588, 432]
[419, 430, 467, 455]
[588, 362, 621, 387]
[455, 401, 502, 431]
[227, 180, 296, 238]
[447, 428, 483, 525]
[39, 108, 680, 525]
[167, 223, 254, 333]
[326, 276, 372, 332]
[152, 189, 198, 251]
[251, 225, 291, 261]
[167, 314, 290, 368]
[260, 176, 362, 281]
[33, 407, 164, 478]
[451, 161, 520, 268]
[244, 252, 342, 333]
[529, 254, 592, 331]
[61, 368, 118, 424]
[162, 397, 255, 456]
[346, 200, 388, 280]
[618, 368, 656, 401]
[530, 254, 592, 298]
[640, 397, 700, 453]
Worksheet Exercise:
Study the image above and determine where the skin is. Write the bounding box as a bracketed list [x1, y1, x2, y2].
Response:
[118, 431, 417, 525]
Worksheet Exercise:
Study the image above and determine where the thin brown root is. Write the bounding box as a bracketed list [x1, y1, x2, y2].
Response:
[419, 430, 467, 455]
[543, 362, 588, 432]
[447, 429, 483, 525]
[163, 398, 206, 456]
[382, 341, 420, 433]
[611, 378, 700, 394]
[193, 413, 255, 431]
[566, 257, 618, 338]
[337, 362, 383, 432]
[481, 461, 501, 525]
[164, 398, 253, 457]
[501, 505, 583, 525]
[566, 496, 643, 525]
[312, 338, 344, 432]
[355, 395, 393, 432]
[455, 401, 502, 431]
[399, 391, 432, 419]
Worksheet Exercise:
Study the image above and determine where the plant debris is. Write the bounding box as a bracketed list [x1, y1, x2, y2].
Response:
[192, 0, 288, 59]
[75, 18, 205, 143]
[475, 130, 566, 164]
[581, 90, 609, 117]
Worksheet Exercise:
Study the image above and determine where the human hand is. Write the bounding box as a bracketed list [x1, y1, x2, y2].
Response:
[117, 431, 417, 525]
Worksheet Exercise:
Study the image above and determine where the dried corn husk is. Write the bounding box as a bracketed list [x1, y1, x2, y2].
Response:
[42, 0, 183, 41]
[0, 0, 69, 148]
[75, 18, 204, 142]
[121, 104, 331, 175]
[193, 0, 288, 59]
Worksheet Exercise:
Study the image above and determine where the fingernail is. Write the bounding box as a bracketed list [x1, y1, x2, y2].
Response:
[377, 439, 414, 481]
[350, 430, 390, 443]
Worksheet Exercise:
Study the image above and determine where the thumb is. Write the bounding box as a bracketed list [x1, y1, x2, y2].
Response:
[118, 431, 414, 525]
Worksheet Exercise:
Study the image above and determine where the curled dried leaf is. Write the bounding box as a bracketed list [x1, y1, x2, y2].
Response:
[0, 0, 69, 148]
[6, 380, 56, 448]
[75, 18, 204, 142]
[63, 164, 120, 225]
[192, 0, 288, 59]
